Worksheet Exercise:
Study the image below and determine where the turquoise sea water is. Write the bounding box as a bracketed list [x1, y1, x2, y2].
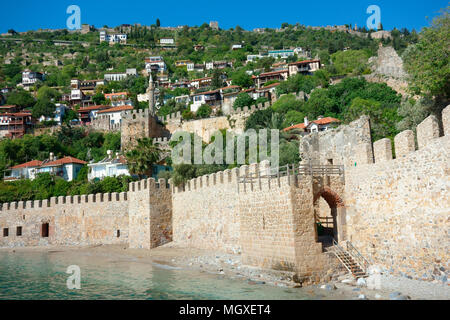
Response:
[0, 251, 322, 300]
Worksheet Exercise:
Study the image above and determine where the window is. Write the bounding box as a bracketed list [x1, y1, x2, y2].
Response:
[41, 223, 49, 238]
[117, 230, 120, 238]
[16, 226, 22, 236]
[3, 228, 8, 237]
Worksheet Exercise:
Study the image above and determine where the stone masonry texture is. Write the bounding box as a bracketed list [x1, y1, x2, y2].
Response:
[1, 105, 449, 285]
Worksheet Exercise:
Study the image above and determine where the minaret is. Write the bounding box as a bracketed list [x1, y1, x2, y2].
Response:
[147, 74, 155, 115]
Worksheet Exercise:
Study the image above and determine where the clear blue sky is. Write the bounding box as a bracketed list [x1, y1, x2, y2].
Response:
[1, 0, 447, 33]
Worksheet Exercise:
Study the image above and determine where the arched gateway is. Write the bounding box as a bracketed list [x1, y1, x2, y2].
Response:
[313, 186, 345, 246]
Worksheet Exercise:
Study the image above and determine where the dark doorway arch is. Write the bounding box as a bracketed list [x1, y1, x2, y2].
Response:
[313, 187, 345, 247]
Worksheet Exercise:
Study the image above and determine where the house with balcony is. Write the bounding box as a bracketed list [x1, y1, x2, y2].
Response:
[6, 111, 34, 139]
[77, 105, 111, 124]
[288, 59, 321, 76]
[104, 92, 134, 107]
[20, 71, 45, 90]
[104, 69, 137, 82]
[252, 70, 289, 88]
[189, 77, 212, 90]
[145, 56, 167, 74]
[190, 89, 222, 113]
[87, 151, 130, 181]
[205, 61, 233, 70]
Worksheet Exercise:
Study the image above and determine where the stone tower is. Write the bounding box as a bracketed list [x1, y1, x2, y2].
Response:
[147, 74, 155, 115]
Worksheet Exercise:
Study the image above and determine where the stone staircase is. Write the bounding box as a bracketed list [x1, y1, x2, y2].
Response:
[329, 240, 369, 278]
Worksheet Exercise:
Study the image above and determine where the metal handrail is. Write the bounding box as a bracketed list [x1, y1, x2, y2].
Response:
[345, 241, 370, 271]
[331, 239, 352, 274]
[238, 163, 344, 184]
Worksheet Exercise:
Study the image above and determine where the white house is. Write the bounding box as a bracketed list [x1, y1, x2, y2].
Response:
[87, 151, 130, 181]
[21, 71, 45, 90]
[38, 104, 67, 125]
[100, 31, 127, 44]
[4, 160, 43, 181]
[96, 105, 133, 125]
[104, 69, 137, 81]
[145, 56, 167, 73]
[283, 116, 340, 134]
[36, 156, 87, 181]
[159, 38, 175, 45]
[268, 50, 295, 59]
[5, 154, 87, 182]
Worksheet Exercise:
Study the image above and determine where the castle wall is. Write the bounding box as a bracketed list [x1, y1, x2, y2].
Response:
[0, 193, 129, 248]
[121, 109, 170, 150]
[299, 116, 373, 168]
[161, 101, 271, 142]
[128, 178, 172, 249]
[344, 109, 450, 281]
[171, 168, 241, 253]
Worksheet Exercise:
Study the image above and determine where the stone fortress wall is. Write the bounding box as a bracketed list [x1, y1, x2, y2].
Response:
[343, 108, 450, 281]
[0, 180, 172, 250]
[300, 106, 450, 281]
[0, 192, 130, 247]
[1, 106, 448, 284]
[91, 100, 272, 149]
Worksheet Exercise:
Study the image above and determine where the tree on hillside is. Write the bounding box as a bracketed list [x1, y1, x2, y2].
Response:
[196, 104, 212, 119]
[233, 92, 254, 110]
[231, 70, 252, 88]
[211, 69, 224, 89]
[125, 138, 163, 178]
[6, 90, 35, 108]
[156, 19, 160, 27]
[37, 86, 61, 101]
[403, 7, 450, 113]
[32, 99, 56, 119]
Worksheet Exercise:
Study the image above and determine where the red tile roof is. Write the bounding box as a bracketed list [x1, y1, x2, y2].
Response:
[97, 105, 133, 114]
[77, 105, 111, 112]
[10, 160, 43, 169]
[283, 117, 340, 131]
[259, 82, 281, 90]
[41, 156, 87, 167]
[104, 92, 128, 99]
[288, 59, 321, 66]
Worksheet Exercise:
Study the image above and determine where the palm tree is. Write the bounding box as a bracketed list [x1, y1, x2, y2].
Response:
[125, 138, 163, 178]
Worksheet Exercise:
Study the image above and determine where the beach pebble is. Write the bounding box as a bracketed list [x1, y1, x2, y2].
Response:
[357, 278, 367, 287]
[342, 279, 353, 284]
[390, 295, 411, 300]
[388, 292, 402, 299]
[320, 284, 336, 291]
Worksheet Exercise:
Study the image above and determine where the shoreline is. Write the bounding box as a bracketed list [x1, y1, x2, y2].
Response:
[1, 244, 448, 300]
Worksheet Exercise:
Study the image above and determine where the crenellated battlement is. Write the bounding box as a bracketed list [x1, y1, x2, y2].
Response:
[91, 115, 121, 132]
[230, 101, 271, 116]
[152, 137, 170, 145]
[0, 192, 128, 212]
[157, 111, 182, 123]
[357, 105, 449, 166]
[121, 108, 152, 121]
[128, 178, 170, 193]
